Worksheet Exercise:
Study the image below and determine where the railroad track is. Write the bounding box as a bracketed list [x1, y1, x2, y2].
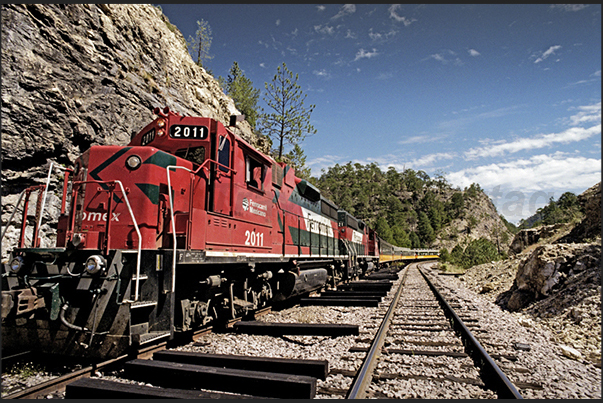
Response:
[3, 263, 527, 399]
[1, 309, 265, 399]
[343, 263, 522, 399]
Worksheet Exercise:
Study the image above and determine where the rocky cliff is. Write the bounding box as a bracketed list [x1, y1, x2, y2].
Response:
[1, 4, 266, 259]
[432, 186, 512, 254]
[459, 183, 601, 364]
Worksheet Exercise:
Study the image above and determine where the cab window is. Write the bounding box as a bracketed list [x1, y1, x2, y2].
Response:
[246, 155, 264, 190]
[218, 136, 230, 172]
[175, 146, 206, 166]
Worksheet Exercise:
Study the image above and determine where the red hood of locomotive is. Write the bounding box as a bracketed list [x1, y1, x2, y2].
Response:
[74, 145, 192, 250]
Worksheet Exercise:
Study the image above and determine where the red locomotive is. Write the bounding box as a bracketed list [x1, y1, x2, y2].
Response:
[2, 107, 382, 358]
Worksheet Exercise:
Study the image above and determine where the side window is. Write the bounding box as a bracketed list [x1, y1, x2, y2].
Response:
[218, 136, 230, 172]
[245, 155, 264, 190]
[175, 147, 205, 166]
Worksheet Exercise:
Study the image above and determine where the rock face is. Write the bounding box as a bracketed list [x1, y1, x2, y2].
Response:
[460, 183, 601, 365]
[1, 4, 267, 259]
[557, 182, 601, 244]
[509, 224, 565, 254]
[498, 243, 601, 311]
[433, 187, 512, 254]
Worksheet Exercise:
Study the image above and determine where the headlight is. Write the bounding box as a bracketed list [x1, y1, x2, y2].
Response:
[9, 257, 23, 273]
[85, 255, 106, 275]
[71, 233, 84, 247]
[126, 155, 142, 170]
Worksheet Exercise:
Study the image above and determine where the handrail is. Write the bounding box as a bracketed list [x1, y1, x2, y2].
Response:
[113, 180, 142, 301]
[1, 189, 26, 242]
[2, 163, 72, 248]
[35, 162, 55, 246]
[166, 165, 194, 294]
[68, 179, 142, 301]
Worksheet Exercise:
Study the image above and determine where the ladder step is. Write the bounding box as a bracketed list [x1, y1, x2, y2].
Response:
[132, 274, 148, 281]
[131, 301, 157, 309]
[132, 331, 171, 345]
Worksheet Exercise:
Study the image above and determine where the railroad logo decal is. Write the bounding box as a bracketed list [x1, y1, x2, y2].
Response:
[82, 211, 121, 222]
[242, 198, 267, 217]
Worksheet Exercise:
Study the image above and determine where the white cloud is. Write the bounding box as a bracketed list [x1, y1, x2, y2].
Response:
[376, 72, 394, 80]
[388, 4, 416, 26]
[446, 153, 601, 222]
[428, 50, 463, 66]
[411, 153, 456, 167]
[368, 29, 382, 41]
[313, 69, 329, 78]
[316, 5, 326, 12]
[354, 48, 379, 61]
[468, 49, 480, 57]
[331, 4, 355, 20]
[314, 25, 335, 35]
[550, 4, 589, 12]
[466, 124, 600, 159]
[368, 28, 397, 42]
[307, 155, 347, 174]
[568, 101, 602, 126]
[275, 19, 280, 26]
[345, 29, 356, 39]
[533, 45, 562, 64]
[398, 134, 443, 145]
[465, 102, 601, 159]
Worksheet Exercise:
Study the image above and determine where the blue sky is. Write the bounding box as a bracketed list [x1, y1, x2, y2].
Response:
[157, 4, 601, 224]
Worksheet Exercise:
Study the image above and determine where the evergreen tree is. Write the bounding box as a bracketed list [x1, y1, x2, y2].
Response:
[225, 62, 260, 129]
[392, 226, 411, 247]
[259, 62, 316, 160]
[374, 216, 393, 244]
[417, 211, 435, 245]
[187, 19, 213, 68]
[460, 238, 500, 269]
[409, 231, 421, 248]
[284, 144, 311, 179]
[449, 192, 464, 218]
[439, 247, 450, 263]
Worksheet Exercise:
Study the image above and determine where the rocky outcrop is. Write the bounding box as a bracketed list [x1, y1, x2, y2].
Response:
[557, 182, 601, 244]
[461, 240, 601, 365]
[1, 4, 267, 259]
[496, 243, 600, 311]
[509, 224, 565, 254]
[433, 187, 513, 254]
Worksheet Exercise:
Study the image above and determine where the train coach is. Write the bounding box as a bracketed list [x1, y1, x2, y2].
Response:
[378, 238, 439, 264]
[1, 107, 386, 359]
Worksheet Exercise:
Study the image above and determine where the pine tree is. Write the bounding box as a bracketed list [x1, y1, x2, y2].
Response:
[225, 62, 260, 129]
[284, 144, 311, 179]
[259, 63, 316, 160]
[187, 19, 213, 68]
[417, 211, 435, 245]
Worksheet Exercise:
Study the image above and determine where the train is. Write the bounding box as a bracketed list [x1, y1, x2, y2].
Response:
[1, 107, 438, 359]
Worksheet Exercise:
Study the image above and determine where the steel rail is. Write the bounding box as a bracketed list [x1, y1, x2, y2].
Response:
[418, 267, 523, 399]
[3, 354, 129, 400]
[346, 264, 410, 399]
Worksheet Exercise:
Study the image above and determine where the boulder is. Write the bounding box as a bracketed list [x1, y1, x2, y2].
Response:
[498, 243, 600, 312]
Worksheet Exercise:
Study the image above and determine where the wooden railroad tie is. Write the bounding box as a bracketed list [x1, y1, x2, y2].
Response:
[153, 350, 329, 380]
[65, 377, 261, 399]
[300, 297, 381, 307]
[233, 320, 360, 336]
[124, 358, 317, 399]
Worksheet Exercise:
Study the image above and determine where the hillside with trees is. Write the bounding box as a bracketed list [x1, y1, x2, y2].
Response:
[311, 162, 515, 263]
